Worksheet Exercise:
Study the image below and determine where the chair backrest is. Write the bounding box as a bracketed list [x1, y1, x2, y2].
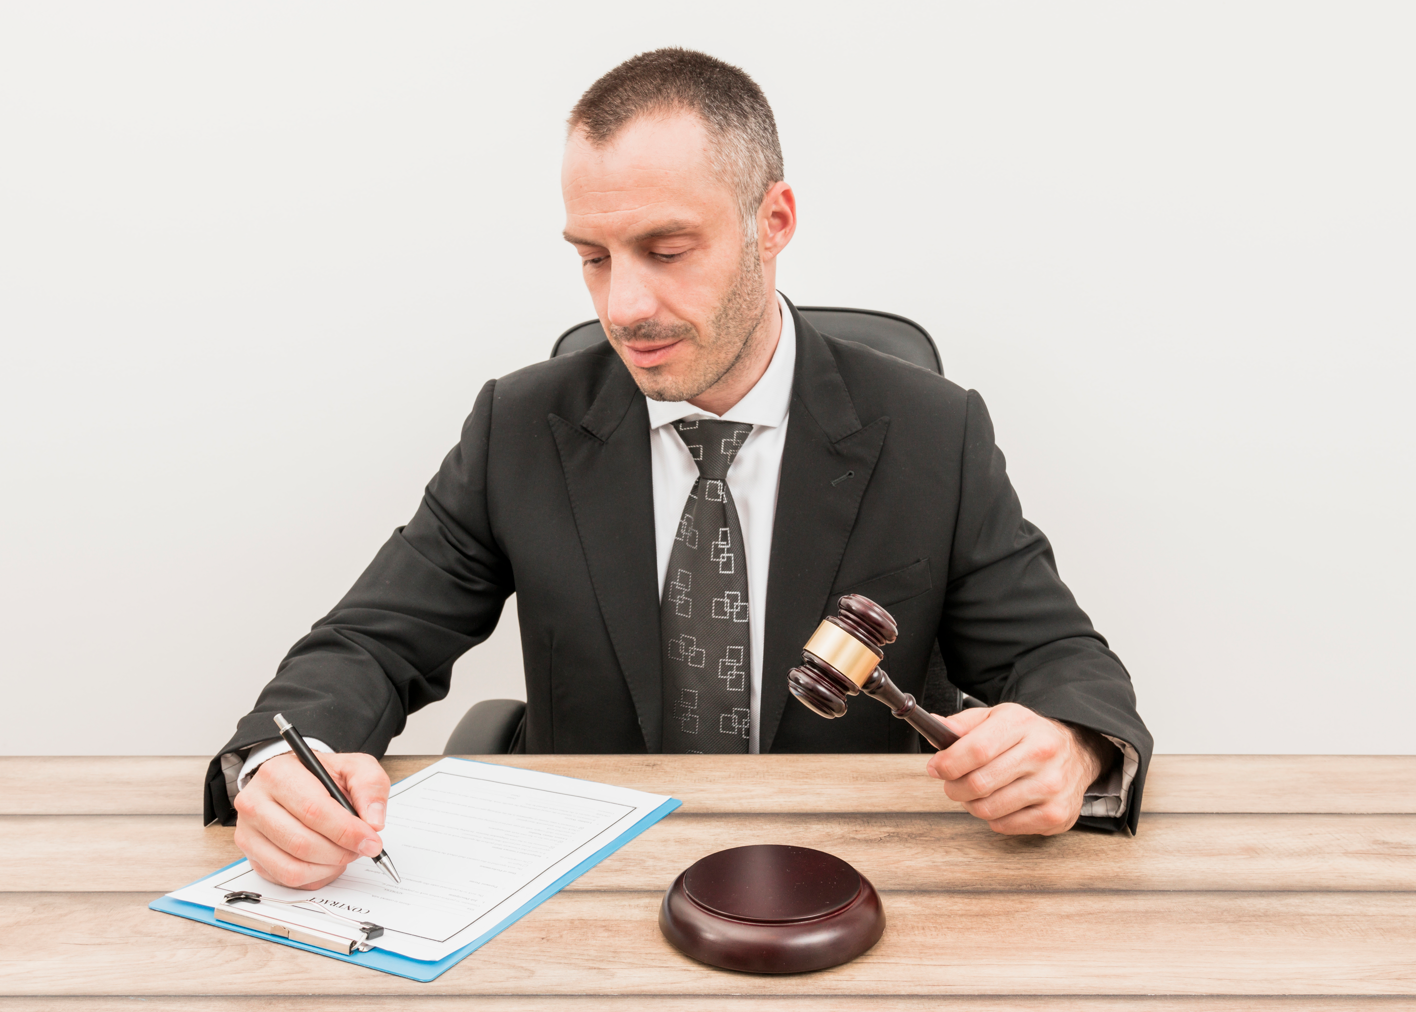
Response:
[549, 307, 942, 376]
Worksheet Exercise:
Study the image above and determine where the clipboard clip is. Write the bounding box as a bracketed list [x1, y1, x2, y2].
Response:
[217, 890, 385, 954]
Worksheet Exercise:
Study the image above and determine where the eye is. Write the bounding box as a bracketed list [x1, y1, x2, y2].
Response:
[582, 255, 608, 267]
[651, 251, 685, 263]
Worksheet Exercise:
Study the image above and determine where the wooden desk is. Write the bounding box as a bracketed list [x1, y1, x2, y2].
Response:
[2, 754, 1414, 1010]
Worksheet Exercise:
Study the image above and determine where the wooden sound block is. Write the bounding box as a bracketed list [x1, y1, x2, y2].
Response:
[658, 844, 885, 974]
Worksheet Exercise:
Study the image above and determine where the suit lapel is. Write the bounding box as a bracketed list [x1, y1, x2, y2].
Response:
[759, 306, 889, 752]
[550, 362, 663, 752]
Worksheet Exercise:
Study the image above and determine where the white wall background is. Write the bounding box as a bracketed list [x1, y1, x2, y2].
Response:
[2, 2, 1412, 756]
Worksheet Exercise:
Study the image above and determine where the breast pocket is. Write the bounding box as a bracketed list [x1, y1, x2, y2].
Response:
[831, 557, 933, 611]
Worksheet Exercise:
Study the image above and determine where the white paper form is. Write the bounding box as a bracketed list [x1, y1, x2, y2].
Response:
[170, 757, 673, 962]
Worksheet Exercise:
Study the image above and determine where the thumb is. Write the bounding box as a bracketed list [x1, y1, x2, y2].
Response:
[932, 706, 991, 736]
[333, 754, 391, 831]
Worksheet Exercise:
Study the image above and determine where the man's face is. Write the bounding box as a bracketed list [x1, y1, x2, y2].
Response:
[562, 112, 769, 403]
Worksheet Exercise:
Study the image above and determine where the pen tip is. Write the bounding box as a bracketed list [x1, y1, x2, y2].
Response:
[378, 853, 402, 884]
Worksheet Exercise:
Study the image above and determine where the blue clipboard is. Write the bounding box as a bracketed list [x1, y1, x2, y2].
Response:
[151, 765, 681, 982]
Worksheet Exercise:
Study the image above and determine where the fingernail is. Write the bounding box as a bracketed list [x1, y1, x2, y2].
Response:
[359, 839, 382, 857]
[367, 803, 385, 824]
[926, 766, 940, 779]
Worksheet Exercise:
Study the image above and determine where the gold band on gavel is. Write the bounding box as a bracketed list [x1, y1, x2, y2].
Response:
[803, 620, 881, 687]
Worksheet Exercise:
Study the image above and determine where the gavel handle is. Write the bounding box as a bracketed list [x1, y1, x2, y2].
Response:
[860, 667, 963, 750]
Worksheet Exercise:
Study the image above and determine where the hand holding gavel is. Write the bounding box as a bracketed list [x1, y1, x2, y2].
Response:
[788, 593, 1112, 836]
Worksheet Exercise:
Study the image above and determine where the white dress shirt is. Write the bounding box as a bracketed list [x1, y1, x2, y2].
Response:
[646, 292, 796, 754]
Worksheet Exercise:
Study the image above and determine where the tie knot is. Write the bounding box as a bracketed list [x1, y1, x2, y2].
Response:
[674, 419, 753, 480]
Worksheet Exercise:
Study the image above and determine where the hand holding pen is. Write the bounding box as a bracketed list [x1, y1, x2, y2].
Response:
[230, 717, 398, 890]
[273, 714, 400, 883]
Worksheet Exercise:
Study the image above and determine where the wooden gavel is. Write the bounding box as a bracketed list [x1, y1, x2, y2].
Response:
[788, 594, 964, 750]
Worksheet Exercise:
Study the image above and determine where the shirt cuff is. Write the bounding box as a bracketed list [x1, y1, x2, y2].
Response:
[223, 736, 334, 802]
[1078, 734, 1140, 821]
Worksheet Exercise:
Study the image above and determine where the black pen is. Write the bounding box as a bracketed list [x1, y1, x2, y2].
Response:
[273, 713, 401, 884]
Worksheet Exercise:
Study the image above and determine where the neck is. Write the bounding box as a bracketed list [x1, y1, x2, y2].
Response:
[688, 294, 783, 416]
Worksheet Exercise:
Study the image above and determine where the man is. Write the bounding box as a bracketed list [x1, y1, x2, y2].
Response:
[209, 49, 1151, 891]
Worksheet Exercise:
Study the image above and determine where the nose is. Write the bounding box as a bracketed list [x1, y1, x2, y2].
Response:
[604, 256, 659, 333]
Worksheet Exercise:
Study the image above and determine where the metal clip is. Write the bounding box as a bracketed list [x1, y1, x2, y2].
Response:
[218, 891, 384, 954]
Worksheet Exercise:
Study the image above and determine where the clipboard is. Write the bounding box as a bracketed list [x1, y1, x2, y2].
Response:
[151, 760, 681, 982]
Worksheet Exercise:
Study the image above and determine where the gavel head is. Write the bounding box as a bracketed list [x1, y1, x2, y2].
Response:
[787, 594, 899, 719]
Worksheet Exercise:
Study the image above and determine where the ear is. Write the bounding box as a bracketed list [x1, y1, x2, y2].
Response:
[757, 181, 796, 263]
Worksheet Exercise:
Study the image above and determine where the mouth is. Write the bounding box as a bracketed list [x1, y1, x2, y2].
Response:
[619, 337, 684, 369]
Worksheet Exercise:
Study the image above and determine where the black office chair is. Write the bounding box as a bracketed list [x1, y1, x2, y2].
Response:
[443, 307, 962, 755]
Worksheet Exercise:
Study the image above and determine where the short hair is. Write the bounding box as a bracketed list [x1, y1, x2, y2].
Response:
[568, 48, 784, 241]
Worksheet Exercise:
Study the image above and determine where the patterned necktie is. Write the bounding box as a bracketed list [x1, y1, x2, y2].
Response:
[661, 419, 755, 754]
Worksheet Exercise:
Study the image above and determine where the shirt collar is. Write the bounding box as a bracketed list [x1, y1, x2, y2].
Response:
[644, 292, 797, 431]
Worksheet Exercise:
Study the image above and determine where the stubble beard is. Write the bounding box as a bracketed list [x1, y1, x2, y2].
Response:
[611, 245, 769, 404]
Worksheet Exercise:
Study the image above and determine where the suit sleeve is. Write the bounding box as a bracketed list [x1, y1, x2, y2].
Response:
[204, 380, 513, 824]
[937, 389, 1153, 834]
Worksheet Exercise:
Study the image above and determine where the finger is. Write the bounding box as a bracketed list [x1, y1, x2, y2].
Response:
[928, 703, 1063, 785]
[928, 710, 1015, 782]
[249, 856, 342, 892]
[232, 775, 342, 861]
[939, 737, 1041, 803]
[331, 754, 391, 831]
[936, 707, 992, 734]
[927, 708, 1027, 783]
[959, 772, 1056, 822]
[984, 796, 1080, 837]
[240, 822, 343, 888]
[262, 759, 385, 858]
[923, 707, 991, 758]
[245, 790, 363, 867]
[236, 820, 349, 890]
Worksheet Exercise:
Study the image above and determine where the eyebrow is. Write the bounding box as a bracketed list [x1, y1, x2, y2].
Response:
[562, 220, 697, 247]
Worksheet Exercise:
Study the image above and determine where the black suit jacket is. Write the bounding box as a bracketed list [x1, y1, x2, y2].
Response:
[206, 301, 1152, 832]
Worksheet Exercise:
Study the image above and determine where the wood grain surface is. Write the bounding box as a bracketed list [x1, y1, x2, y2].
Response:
[6, 812, 1415, 894]
[6, 1001, 1416, 1011]
[5, 890, 1415, 997]
[5, 1001, 1415, 1011]
[4, 754, 1413, 1004]
[4, 753, 1415, 816]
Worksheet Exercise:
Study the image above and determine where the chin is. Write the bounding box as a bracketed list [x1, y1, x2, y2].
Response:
[618, 340, 735, 405]
[637, 378, 691, 403]
[628, 367, 696, 404]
